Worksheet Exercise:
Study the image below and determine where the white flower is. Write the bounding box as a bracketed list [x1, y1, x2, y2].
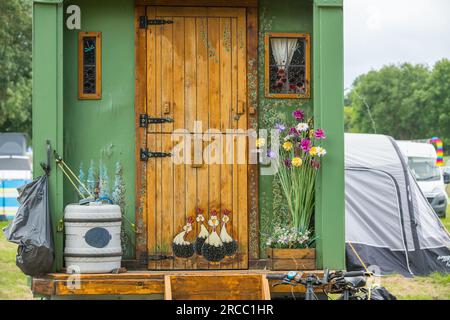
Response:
[296, 123, 309, 132]
[316, 147, 327, 157]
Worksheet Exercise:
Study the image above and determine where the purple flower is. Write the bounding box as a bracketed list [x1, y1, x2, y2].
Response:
[267, 149, 276, 158]
[275, 123, 286, 132]
[284, 158, 292, 168]
[314, 129, 326, 139]
[292, 109, 305, 121]
[300, 139, 312, 152]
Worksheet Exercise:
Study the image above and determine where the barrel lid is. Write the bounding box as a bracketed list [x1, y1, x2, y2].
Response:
[64, 203, 122, 220]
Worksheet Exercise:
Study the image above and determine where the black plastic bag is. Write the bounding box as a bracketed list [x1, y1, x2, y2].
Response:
[370, 286, 397, 300]
[2, 175, 54, 276]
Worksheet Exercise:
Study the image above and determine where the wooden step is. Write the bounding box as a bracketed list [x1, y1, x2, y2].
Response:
[164, 274, 270, 300]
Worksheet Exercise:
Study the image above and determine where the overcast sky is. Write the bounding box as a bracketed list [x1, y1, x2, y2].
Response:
[344, 0, 450, 88]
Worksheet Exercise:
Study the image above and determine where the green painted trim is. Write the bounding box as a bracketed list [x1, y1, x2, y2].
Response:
[32, 2, 64, 271]
[313, 2, 345, 269]
[33, 0, 64, 3]
[314, 0, 343, 7]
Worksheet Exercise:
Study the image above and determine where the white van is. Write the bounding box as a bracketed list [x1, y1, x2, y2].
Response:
[397, 141, 448, 218]
[0, 133, 32, 221]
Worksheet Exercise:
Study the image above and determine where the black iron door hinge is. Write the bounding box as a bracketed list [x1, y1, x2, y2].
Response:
[139, 114, 174, 128]
[140, 148, 172, 161]
[139, 16, 174, 29]
[139, 253, 174, 265]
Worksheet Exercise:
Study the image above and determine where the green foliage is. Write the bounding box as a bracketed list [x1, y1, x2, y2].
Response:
[98, 161, 110, 199]
[0, 0, 32, 137]
[78, 162, 86, 192]
[346, 60, 450, 153]
[87, 159, 98, 196]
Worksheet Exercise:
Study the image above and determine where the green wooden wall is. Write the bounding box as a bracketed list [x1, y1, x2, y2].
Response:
[62, 0, 136, 260]
[257, 0, 314, 257]
[33, 0, 344, 271]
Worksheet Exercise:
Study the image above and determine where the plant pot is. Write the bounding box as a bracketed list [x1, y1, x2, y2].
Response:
[266, 248, 316, 270]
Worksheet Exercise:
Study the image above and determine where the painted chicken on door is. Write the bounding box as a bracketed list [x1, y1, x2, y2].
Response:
[144, 6, 248, 270]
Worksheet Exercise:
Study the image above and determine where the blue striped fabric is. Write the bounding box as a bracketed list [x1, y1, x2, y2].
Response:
[0, 179, 31, 221]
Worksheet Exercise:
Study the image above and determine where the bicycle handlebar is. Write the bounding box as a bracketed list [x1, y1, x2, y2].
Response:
[266, 274, 286, 280]
[343, 271, 371, 278]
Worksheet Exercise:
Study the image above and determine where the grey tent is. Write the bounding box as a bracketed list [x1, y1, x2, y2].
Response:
[345, 133, 450, 276]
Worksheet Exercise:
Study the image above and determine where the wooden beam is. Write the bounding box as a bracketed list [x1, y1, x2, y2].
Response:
[32, 270, 329, 298]
[32, 0, 64, 272]
[261, 275, 271, 300]
[164, 275, 172, 300]
[246, 5, 260, 262]
[313, 0, 345, 269]
[135, 0, 258, 7]
[134, 5, 148, 264]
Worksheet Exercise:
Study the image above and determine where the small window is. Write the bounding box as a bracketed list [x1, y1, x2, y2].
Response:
[265, 33, 311, 99]
[78, 32, 102, 100]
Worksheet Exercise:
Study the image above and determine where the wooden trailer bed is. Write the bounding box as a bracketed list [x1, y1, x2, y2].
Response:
[32, 270, 328, 300]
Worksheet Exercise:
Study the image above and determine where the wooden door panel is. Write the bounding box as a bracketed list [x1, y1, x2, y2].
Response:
[145, 6, 248, 270]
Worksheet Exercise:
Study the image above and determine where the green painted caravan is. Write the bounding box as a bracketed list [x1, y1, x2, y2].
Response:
[32, 0, 344, 283]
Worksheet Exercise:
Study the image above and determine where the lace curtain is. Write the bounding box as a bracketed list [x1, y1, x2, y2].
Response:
[270, 38, 299, 91]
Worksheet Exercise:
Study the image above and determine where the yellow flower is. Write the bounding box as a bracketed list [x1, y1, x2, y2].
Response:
[292, 157, 303, 167]
[309, 129, 315, 138]
[256, 138, 266, 148]
[283, 141, 293, 151]
[309, 146, 318, 156]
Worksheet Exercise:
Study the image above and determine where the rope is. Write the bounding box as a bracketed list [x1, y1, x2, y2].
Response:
[348, 241, 372, 300]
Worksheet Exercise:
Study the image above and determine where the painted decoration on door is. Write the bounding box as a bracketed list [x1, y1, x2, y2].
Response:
[220, 209, 238, 256]
[194, 207, 209, 255]
[201, 210, 226, 262]
[173, 208, 238, 263]
[172, 217, 195, 258]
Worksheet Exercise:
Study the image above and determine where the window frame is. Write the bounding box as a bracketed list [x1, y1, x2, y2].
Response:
[78, 31, 102, 100]
[264, 32, 311, 99]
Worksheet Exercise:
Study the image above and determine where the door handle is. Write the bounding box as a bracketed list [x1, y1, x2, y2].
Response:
[237, 101, 246, 115]
[192, 137, 204, 168]
[163, 102, 171, 114]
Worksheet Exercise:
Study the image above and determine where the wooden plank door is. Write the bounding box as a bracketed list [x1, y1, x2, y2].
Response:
[145, 6, 248, 270]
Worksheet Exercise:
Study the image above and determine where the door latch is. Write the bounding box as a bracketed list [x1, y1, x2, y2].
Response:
[139, 114, 174, 127]
[140, 149, 172, 161]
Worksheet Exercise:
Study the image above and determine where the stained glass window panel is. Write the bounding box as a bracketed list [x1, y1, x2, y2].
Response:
[265, 33, 310, 98]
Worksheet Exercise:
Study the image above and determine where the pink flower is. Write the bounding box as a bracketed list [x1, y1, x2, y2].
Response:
[311, 159, 321, 170]
[292, 109, 305, 121]
[300, 139, 312, 152]
[314, 129, 326, 139]
[289, 127, 298, 136]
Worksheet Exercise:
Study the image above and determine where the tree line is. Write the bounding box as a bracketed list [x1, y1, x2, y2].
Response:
[0, 0, 32, 138]
[345, 59, 450, 155]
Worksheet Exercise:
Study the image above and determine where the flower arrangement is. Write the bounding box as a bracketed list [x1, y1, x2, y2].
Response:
[266, 226, 314, 249]
[261, 108, 327, 244]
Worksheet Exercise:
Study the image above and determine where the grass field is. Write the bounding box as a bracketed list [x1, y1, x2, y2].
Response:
[0, 221, 33, 299]
[0, 211, 449, 300]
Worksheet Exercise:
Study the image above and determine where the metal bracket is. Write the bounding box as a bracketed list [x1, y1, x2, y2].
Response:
[139, 114, 174, 127]
[139, 252, 174, 265]
[140, 149, 172, 161]
[139, 16, 174, 28]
